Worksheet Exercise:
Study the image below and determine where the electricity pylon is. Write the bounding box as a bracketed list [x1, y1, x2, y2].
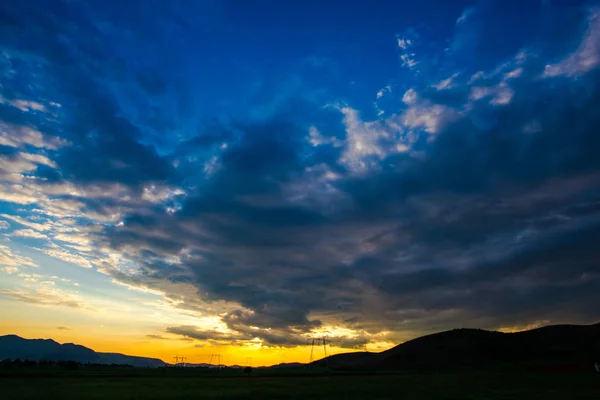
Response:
[307, 336, 331, 364]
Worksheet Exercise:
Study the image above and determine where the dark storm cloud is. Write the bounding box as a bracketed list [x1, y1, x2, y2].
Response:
[161, 24, 600, 341]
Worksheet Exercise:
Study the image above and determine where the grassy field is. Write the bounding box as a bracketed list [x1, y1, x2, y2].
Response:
[1, 369, 599, 399]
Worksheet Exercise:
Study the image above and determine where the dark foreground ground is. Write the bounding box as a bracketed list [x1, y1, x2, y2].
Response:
[1, 369, 600, 400]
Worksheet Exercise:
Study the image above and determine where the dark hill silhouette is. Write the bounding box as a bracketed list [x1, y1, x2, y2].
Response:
[0, 335, 165, 367]
[312, 323, 600, 371]
[265, 362, 305, 369]
[311, 351, 379, 368]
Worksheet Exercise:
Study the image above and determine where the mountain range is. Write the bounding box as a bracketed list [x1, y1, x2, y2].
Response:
[0, 335, 165, 368]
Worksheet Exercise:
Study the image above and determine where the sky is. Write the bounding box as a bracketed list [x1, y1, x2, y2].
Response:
[1, 0, 600, 366]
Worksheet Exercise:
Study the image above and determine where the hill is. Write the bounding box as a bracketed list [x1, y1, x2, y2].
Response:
[0, 335, 165, 367]
[313, 322, 600, 371]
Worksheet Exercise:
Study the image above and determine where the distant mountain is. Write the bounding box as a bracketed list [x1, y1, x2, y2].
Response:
[0, 335, 166, 368]
[312, 322, 600, 371]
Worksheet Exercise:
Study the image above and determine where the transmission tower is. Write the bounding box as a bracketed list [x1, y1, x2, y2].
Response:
[307, 336, 331, 364]
[173, 355, 186, 367]
[209, 353, 222, 367]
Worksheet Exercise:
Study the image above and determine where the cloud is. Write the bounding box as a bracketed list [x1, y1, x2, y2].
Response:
[145, 334, 166, 340]
[544, 8, 600, 78]
[0, 221, 8, 230]
[0, 214, 52, 231]
[396, 37, 412, 50]
[1, 266, 19, 274]
[432, 73, 460, 90]
[0, 286, 87, 309]
[10, 229, 49, 240]
[57, 326, 71, 330]
[338, 106, 410, 173]
[0, 122, 68, 150]
[18, 273, 41, 282]
[42, 246, 93, 269]
[0, 95, 47, 113]
[0, 244, 37, 269]
[166, 323, 310, 348]
[469, 83, 514, 105]
[400, 53, 418, 68]
[307, 126, 342, 147]
[401, 89, 462, 134]
[0, 152, 56, 175]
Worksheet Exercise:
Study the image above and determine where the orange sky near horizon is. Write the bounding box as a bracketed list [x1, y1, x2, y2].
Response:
[0, 321, 389, 367]
[0, 295, 396, 367]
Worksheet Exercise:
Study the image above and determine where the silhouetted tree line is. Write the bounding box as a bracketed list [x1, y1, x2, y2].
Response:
[1, 359, 135, 369]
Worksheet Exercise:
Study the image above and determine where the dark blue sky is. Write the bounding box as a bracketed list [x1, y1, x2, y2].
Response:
[1, 0, 600, 350]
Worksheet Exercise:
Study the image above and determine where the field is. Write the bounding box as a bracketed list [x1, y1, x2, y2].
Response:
[1, 368, 599, 399]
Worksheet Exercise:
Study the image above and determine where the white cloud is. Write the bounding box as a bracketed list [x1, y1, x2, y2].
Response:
[0, 184, 38, 204]
[432, 73, 460, 90]
[0, 285, 88, 309]
[0, 244, 37, 268]
[401, 90, 462, 134]
[0, 95, 47, 113]
[0, 155, 38, 174]
[307, 126, 342, 147]
[402, 105, 461, 134]
[19, 153, 57, 168]
[376, 85, 391, 99]
[0, 152, 57, 176]
[0, 221, 8, 230]
[52, 233, 92, 247]
[543, 8, 600, 78]
[11, 229, 49, 240]
[468, 71, 485, 84]
[400, 53, 418, 68]
[470, 82, 514, 106]
[0, 122, 68, 150]
[402, 88, 418, 105]
[0, 214, 52, 231]
[142, 185, 185, 203]
[338, 107, 406, 173]
[396, 37, 412, 50]
[490, 89, 514, 105]
[1, 266, 18, 274]
[18, 273, 41, 282]
[42, 246, 93, 268]
[504, 67, 523, 80]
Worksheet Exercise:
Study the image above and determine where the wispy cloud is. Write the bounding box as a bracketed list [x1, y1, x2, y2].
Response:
[0, 285, 88, 310]
[544, 8, 600, 78]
